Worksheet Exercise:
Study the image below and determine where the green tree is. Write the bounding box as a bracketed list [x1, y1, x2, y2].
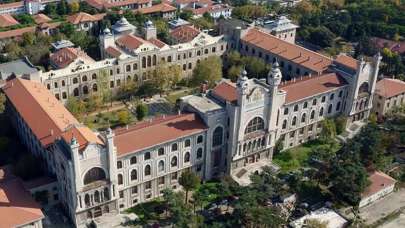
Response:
[0, 93, 5, 114]
[136, 103, 148, 121]
[66, 96, 85, 117]
[227, 65, 243, 82]
[330, 162, 369, 206]
[320, 118, 336, 143]
[117, 110, 132, 125]
[179, 170, 201, 204]
[97, 70, 112, 106]
[192, 56, 222, 87]
[57, 0, 68, 15]
[179, 9, 193, 20]
[334, 116, 347, 135]
[68, 1, 80, 14]
[162, 189, 196, 227]
[14, 14, 34, 25]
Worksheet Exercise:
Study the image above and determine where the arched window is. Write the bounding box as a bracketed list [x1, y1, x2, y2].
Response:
[303, 102, 308, 109]
[158, 148, 164, 156]
[197, 148, 203, 158]
[292, 117, 297, 126]
[85, 194, 90, 207]
[212, 126, 223, 147]
[284, 108, 289, 115]
[83, 85, 88, 94]
[133, 63, 138, 70]
[358, 82, 369, 94]
[184, 152, 190, 163]
[310, 110, 315, 120]
[104, 187, 109, 200]
[244, 117, 264, 134]
[171, 156, 177, 167]
[336, 102, 341, 111]
[294, 105, 299, 112]
[197, 135, 203, 143]
[92, 73, 97, 80]
[144, 165, 151, 176]
[87, 211, 93, 219]
[301, 113, 306, 123]
[328, 104, 333, 114]
[82, 75, 87, 82]
[158, 160, 164, 172]
[73, 88, 79, 97]
[144, 152, 151, 160]
[84, 167, 106, 185]
[73, 77, 78, 84]
[62, 80, 65, 86]
[131, 170, 137, 181]
[130, 156, 137, 164]
[94, 191, 100, 203]
[152, 55, 156, 66]
[147, 56, 151, 67]
[319, 107, 324, 116]
[282, 120, 287, 129]
[171, 143, 178, 151]
[118, 174, 123, 185]
[117, 161, 122, 169]
[142, 57, 146, 68]
[185, 139, 191, 147]
[312, 99, 317, 106]
[92, 83, 98, 92]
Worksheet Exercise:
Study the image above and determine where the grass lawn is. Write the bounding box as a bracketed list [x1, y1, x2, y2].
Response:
[83, 108, 136, 130]
[273, 140, 341, 172]
[166, 88, 197, 104]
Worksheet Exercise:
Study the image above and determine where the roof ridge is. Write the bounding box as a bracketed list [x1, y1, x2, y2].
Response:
[252, 28, 332, 61]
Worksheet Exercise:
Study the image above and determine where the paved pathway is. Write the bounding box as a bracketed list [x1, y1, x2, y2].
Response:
[359, 188, 405, 225]
[380, 212, 405, 228]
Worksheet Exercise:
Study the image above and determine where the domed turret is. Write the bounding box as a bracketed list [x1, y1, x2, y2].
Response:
[237, 67, 249, 93]
[103, 27, 111, 35]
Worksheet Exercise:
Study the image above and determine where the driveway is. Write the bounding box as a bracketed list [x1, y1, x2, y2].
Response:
[359, 188, 405, 225]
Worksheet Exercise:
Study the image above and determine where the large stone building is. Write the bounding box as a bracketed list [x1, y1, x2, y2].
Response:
[37, 18, 227, 103]
[1, 18, 389, 227]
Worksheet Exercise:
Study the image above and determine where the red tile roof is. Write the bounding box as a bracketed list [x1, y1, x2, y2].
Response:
[148, 38, 166, 48]
[334, 54, 358, 71]
[0, 167, 44, 228]
[212, 81, 237, 103]
[114, 113, 207, 156]
[375, 78, 405, 99]
[170, 25, 200, 43]
[0, 1, 23, 9]
[190, 3, 231, 15]
[362, 171, 396, 198]
[0, 26, 35, 39]
[116, 34, 147, 50]
[85, 0, 150, 9]
[66, 12, 106, 24]
[105, 46, 122, 58]
[0, 14, 19, 28]
[241, 28, 333, 73]
[135, 3, 176, 14]
[2, 78, 103, 149]
[279, 72, 348, 104]
[33, 13, 52, 24]
[50, 47, 95, 69]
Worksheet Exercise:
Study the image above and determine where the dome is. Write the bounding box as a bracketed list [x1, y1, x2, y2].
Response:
[103, 27, 111, 34]
[145, 20, 154, 27]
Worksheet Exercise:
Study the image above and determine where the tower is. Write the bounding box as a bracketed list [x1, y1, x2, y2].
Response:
[99, 27, 114, 59]
[267, 62, 286, 146]
[143, 20, 157, 40]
